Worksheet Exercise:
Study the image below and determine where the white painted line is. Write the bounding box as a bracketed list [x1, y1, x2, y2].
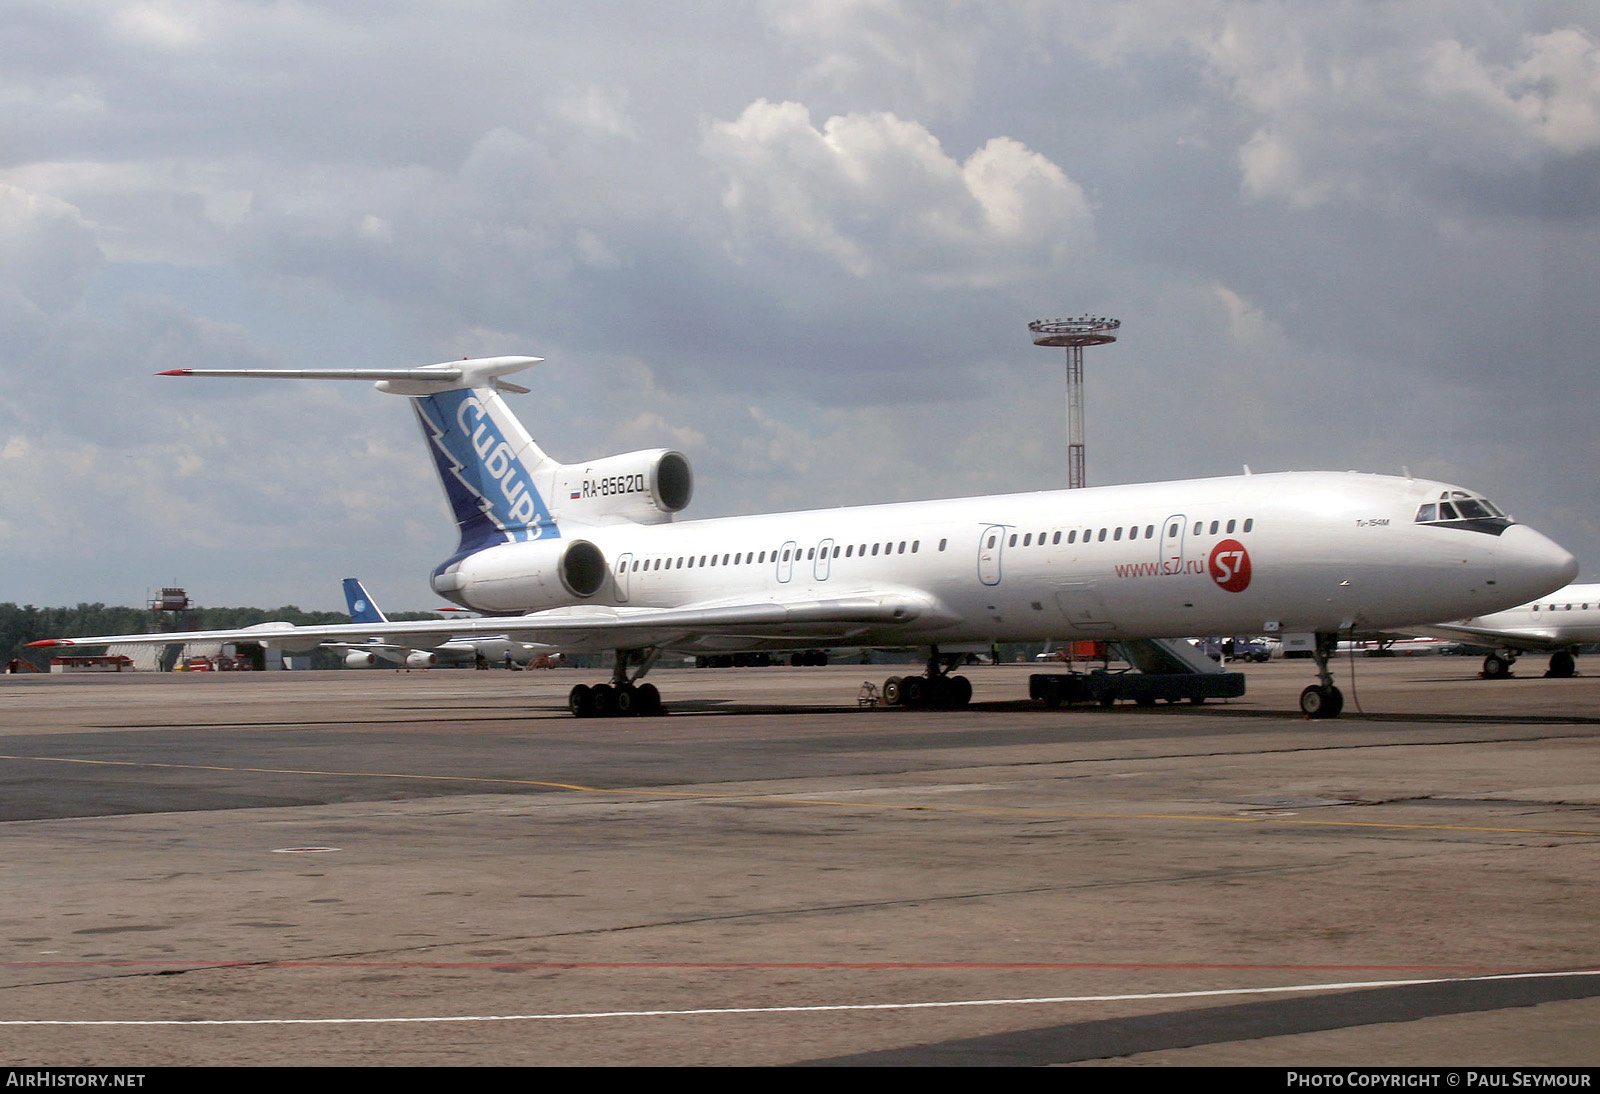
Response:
[269, 847, 341, 854]
[1, 968, 1596, 1026]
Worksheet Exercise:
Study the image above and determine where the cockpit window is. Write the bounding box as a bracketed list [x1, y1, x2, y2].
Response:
[1415, 491, 1513, 535]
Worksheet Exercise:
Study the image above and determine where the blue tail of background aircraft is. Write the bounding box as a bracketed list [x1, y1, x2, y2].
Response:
[343, 578, 387, 624]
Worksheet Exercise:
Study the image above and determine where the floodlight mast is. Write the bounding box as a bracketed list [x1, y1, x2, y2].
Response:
[1028, 316, 1120, 489]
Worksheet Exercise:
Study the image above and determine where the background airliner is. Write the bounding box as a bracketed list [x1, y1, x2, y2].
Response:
[338, 577, 547, 668]
[1411, 582, 1600, 678]
[32, 355, 1577, 719]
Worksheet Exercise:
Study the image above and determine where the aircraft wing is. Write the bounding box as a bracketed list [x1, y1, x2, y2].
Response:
[1404, 622, 1571, 652]
[28, 593, 946, 655]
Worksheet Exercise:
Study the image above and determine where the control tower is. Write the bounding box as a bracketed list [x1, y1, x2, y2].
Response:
[1028, 316, 1120, 489]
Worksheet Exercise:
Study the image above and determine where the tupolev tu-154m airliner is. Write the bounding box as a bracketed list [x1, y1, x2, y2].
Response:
[31, 355, 1576, 719]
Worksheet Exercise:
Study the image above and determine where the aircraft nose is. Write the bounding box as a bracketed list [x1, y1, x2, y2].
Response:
[1498, 523, 1578, 600]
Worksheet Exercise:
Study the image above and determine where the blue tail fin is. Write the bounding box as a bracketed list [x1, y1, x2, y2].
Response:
[412, 385, 561, 558]
[343, 578, 387, 624]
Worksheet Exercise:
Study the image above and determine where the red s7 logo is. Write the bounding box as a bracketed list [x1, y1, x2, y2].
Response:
[1209, 539, 1251, 592]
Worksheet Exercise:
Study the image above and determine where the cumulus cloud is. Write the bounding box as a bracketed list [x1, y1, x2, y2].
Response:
[1195, 10, 1600, 215]
[0, 161, 248, 266]
[0, 183, 102, 313]
[1423, 27, 1600, 157]
[549, 85, 640, 141]
[764, 0, 984, 117]
[702, 99, 1091, 285]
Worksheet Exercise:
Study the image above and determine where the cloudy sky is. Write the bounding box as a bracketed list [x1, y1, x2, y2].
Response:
[2, 0, 1596, 611]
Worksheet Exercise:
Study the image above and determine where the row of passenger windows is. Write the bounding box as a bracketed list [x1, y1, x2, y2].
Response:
[616, 539, 932, 574]
[998, 517, 1255, 549]
[1535, 602, 1592, 612]
[621, 516, 1260, 573]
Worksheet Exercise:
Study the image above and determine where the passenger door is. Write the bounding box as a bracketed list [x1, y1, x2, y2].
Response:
[978, 525, 1005, 586]
[813, 538, 834, 581]
[614, 552, 633, 602]
[1159, 514, 1186, 575]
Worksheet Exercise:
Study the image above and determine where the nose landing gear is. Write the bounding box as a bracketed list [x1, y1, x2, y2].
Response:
[1299, 632, 1345, 719]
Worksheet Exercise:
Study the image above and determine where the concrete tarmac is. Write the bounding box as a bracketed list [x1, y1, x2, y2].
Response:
[0, 658, 1596, 1066]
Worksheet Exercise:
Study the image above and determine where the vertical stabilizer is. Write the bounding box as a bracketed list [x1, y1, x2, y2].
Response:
[343, 579, 387, 624]
[410, 382, 562, 559]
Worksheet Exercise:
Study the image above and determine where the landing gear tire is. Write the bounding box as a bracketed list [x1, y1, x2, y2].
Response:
[1300, 684, 1344, 719]
[568, 684, 595, 718]
[1040, 680, 1062, 710]
[948, 675, 972, 707]
[590, 683, 617, 717]
[883, 676, 904, 706]
[614, 683, 661, 716]
[1483, 654, 1512, 679]
[1549, 651, 1576, 678]
[900, 676, 926, 708]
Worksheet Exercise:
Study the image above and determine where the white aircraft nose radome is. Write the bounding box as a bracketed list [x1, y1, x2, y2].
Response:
[1496, 523, 1579, 601]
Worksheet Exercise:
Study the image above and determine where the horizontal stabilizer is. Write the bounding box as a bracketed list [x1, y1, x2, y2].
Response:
[160, 368, 463, 381]
[158, 356, 542, 394]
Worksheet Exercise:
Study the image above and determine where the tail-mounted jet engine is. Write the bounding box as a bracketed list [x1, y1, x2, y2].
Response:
[433, 538, 608, 613]
[551, 449, 692, 524]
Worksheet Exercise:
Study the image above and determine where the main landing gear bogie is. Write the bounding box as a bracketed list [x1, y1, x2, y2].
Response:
[568, 681, 662, 718]
[569, 648, 665, 718]
[1486, 649, 1581, 679]
[882, 648, 974, 710]
[882, 673, 973, 709]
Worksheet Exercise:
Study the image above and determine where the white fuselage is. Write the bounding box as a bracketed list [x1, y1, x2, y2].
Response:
[447, 471, 1574, 652]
